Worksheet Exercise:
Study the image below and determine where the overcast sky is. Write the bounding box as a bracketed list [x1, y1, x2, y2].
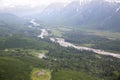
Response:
[0, 0, 70, 9]
[0, 0, 119, 10]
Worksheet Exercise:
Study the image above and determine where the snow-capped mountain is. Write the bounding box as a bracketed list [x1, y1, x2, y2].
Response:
[35, 0, 120, 31]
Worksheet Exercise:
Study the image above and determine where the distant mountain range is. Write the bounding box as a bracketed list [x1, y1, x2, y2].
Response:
[0, 0, 120, 32]
[35, 0, 120, 31]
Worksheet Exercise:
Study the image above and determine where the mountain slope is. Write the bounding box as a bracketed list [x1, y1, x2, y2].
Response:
[0, 13, 30, 37]
[100, 9, 120, 31]
[35, 0, 120, 31]
[0, 13, 26, 26]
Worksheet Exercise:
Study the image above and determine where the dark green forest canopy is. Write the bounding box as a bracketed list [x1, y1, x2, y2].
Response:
[0, 35, 120, 80]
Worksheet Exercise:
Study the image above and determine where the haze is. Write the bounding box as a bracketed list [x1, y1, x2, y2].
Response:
[0, 0, 70, 9]
[0, 0, 119, 10]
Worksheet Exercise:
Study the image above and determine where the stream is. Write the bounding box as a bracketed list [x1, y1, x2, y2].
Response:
[30, 19, 120, 59]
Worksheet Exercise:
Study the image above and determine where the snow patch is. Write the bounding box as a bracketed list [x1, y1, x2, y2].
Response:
[76, 8, 79, 12]
[116, 6, 120, 12]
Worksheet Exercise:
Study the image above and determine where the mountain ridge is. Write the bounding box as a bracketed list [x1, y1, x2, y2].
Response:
[35, 0, 120, 31]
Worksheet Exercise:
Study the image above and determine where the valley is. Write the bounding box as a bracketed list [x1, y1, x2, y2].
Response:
[0, 16, 120, 80]
[34, 19, 120, 59]
[0, 0, 120, 80]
